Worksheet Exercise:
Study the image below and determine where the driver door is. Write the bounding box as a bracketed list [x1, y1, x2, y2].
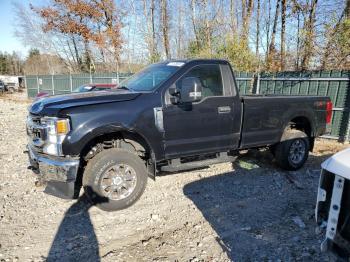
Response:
[162, 64, 239, 158]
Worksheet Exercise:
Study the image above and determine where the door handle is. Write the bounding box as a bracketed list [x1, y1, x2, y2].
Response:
[218, 106, 231, 113]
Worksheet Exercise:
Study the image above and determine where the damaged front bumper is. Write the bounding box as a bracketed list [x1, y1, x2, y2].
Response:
[316, 169, 350, 260]
[26, 145, 80, 199]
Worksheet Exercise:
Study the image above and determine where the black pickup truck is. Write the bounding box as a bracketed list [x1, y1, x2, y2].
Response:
[26, 59, 333, 211]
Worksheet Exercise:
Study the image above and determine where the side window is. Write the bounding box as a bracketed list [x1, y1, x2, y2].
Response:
[179, 64, 223, 98]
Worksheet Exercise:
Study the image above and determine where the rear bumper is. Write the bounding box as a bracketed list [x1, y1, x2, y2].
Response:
[27, 145, 80, 199]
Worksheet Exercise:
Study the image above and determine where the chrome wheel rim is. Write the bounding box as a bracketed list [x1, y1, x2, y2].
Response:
[289, 139, 306, 165]
[100, 163, 137, 200]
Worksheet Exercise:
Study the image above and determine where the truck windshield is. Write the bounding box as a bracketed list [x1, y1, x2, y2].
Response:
[120, 64, 181, 91]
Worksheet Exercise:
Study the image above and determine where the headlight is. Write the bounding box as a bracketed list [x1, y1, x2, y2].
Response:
[42, 117, 70, 136]
[41, 117, 70, 156]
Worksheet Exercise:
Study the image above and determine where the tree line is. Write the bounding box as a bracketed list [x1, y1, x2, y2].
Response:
[11, 0, 350, 74]
[0, 52, 23, 75]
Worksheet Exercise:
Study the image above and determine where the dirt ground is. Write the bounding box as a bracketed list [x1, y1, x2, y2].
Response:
[0, 93, 349, 262]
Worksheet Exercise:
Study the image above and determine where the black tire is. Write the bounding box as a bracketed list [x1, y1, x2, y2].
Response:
[8, 87, 14, 93]
[274, 129, 309, 171]
[83, 148, 148, 211]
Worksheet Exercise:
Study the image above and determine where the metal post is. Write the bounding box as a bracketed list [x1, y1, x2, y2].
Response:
[90, 70, 93, 84]
[51, 75, 55, 95]
[36, 75, 40, 94]
[346, 114, 350, 143]
[116, 61, 120, 84]
[24, 76, 28, 98]
[70, 73, 73, 92]
[256, 73, 260, 94]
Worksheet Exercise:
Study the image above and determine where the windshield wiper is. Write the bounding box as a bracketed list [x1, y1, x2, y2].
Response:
[118, 85, 133, 91]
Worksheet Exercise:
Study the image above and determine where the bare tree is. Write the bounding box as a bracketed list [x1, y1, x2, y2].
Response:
[241, 0, 254, 47]
[266, 0, 281, 70]
[190, 0, 200, 49]
[174, 0, 184, 58]
[161, 0, 171, 59]
[300, 0, 318, 70]
[12, 0, 350, 73]
[230, 0, 238, 34]
[256, 0, 261, 57]
[265, 0, 272, 58]
[280, 0, 286, 70]
[142, 0, 158, 62]
[321, 0, 350, 69]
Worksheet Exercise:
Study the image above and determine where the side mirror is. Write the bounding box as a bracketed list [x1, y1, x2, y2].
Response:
[179, 77, 203, 103]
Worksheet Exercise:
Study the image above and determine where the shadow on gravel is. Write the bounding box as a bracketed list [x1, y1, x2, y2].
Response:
[47, 190, 107, 262]
[183, 150, 333, 261]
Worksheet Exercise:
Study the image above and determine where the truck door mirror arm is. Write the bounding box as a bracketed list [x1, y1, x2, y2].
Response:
[169, 77, 203, 105]
[169, 85, 180, 104]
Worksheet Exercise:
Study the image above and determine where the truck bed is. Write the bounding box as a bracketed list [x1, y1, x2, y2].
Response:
[240, 95, 329, 149]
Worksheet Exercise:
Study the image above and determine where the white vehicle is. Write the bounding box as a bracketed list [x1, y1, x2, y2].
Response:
[316, 148, 350, 260]
[0, 75, 23, 92]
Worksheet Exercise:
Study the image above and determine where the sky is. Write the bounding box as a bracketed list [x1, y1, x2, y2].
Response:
[0, 0, 43, 57]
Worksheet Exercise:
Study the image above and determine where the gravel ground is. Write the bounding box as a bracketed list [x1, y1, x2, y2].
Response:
[0, 93, 349, 262]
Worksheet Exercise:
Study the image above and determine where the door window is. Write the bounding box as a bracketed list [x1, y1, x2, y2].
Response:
[179, 64, 223, 98]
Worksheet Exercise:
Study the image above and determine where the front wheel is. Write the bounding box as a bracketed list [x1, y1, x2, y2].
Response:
[83, 148, 148, 211]
[274, 130, 309, 170]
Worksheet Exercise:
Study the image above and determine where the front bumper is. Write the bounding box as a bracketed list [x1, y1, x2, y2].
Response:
[316, 170, 350, 259]
[27, 145, 80, 199]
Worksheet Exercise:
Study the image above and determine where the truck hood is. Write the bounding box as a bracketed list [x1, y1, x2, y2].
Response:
[29, 90, 141, 115]
[321, 148, 350, 180]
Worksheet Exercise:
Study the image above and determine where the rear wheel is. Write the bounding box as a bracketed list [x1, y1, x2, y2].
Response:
[274, 130, 309, 170]
[83, 148, 148, 211]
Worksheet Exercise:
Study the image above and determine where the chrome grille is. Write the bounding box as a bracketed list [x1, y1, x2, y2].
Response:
[26, 115, 47, 147]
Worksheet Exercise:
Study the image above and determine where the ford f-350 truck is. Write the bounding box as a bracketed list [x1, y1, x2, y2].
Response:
[26, 59, 333, 211]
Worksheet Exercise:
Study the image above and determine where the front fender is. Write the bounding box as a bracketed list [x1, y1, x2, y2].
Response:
[63, 122, 129, 156]
[60, 95, 164, 160]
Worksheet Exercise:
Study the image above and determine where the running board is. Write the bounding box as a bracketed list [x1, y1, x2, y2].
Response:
[160, 152, 236, 172]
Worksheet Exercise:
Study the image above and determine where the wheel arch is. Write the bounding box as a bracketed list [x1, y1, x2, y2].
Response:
[74, 128, 156, 195]
[80, 129, 155, 162]
[280, 115, 315, 151]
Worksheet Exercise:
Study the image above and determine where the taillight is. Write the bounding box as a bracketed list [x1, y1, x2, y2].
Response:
[326, 101, 333, 124]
